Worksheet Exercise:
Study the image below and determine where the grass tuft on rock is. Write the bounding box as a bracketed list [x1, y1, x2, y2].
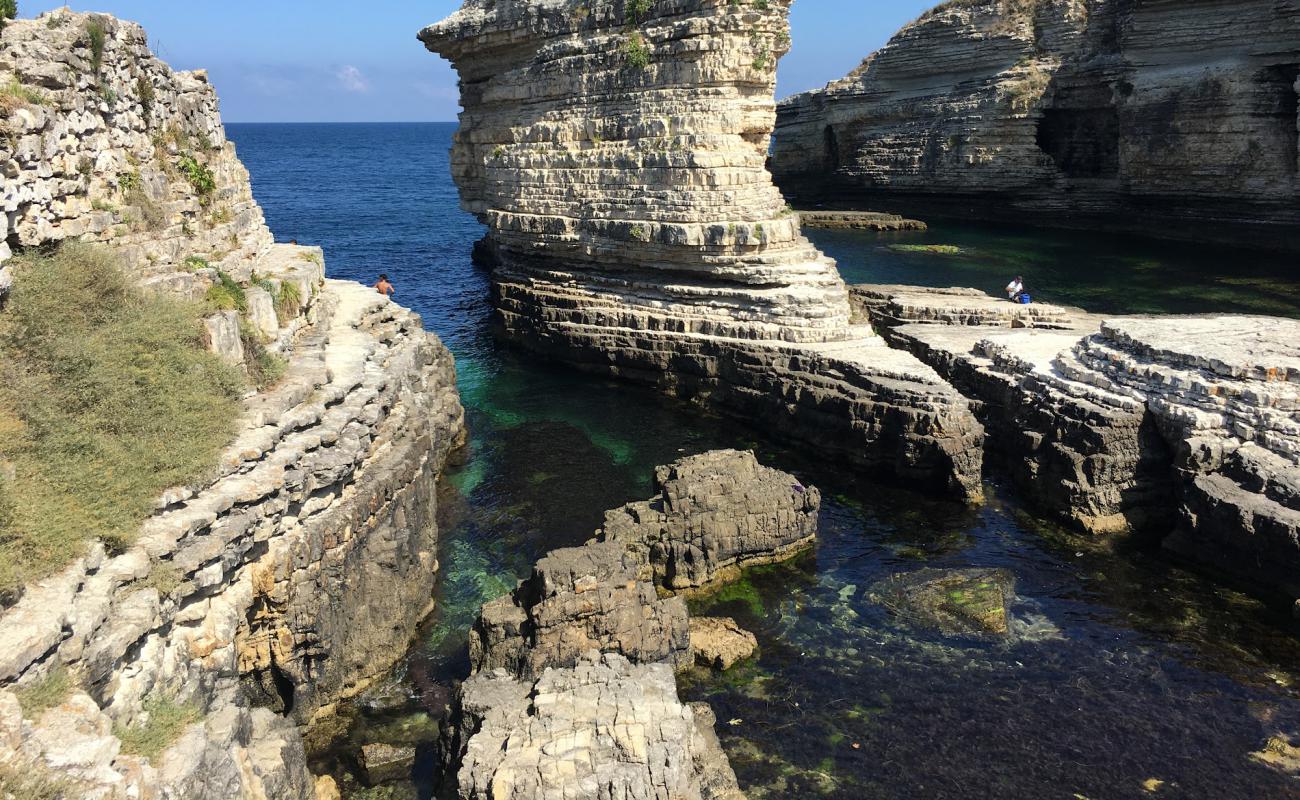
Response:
[14, 667, 73, 717]
[0, 758, 81, 800]
[114, 697, 201, 761]
[0, 244, 244, 601]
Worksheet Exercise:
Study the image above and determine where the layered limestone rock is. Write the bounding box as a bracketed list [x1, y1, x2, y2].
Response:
[857, 284, 1300, 600]
[0, 11, 468, 798]
[445, 451, 818, 799]
[445, 653, 745, 800]
[598, 448, 820, 591]
[421, 0, 986, 501]
[773, 0, 1300, 249]
[1, 10, 275, 288]
[0, 281, 466, 798]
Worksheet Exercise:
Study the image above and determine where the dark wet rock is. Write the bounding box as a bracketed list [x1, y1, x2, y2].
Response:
[442, 652, 745, 800]
[690, 617, 758, 671]
[869, 568, 1015, 637]
[468, 540, 691, 680]
[360, 742, 417, 786]
[599, 450, 821, 592]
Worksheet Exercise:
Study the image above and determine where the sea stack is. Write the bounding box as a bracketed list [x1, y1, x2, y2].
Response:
[420, 0, 987, 501]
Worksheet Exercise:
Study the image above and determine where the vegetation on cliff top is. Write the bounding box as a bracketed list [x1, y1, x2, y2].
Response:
[0, 245, 243, 601]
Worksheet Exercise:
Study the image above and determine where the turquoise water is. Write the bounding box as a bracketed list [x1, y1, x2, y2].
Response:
[229, 124, 1300, 799]
[809, 222, 1300, 318]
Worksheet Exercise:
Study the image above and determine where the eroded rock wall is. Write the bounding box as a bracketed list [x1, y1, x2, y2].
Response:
[773, 0, 1300, 248]
[422, 0, 987, 501]
[1, 10, 275, 292]
[0, 11, 468, 799]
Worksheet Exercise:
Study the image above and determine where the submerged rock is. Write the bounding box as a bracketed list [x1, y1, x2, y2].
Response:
[869, 568, 1015, 637]
[360, 742, 417, 786]
[690, 617, 758, 671]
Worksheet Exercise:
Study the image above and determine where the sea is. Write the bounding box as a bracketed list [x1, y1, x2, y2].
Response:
[227, 122, 1300, 800]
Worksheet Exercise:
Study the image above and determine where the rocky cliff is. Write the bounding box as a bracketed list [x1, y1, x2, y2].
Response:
[772, 0, 1300, 248]
[421, 0, 987, 501]
[856, 284, 1300, 604]
[0, 11, 466, 799]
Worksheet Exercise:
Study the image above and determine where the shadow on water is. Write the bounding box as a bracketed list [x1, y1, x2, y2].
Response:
[809, 221, 1300, 318]
[228, 124, 1300, 799]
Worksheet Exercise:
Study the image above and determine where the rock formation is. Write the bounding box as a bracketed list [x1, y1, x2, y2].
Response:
[421, 0, 987, 501]
[442, 450, 818, 799]
[598, 449, 821, 591]
[772, 0, 1300, 249]
[856, 284, 1300, 602]
[1, 10, 275, 291]
[0, 11, 467, 799]
[869, 567, 1015, 637]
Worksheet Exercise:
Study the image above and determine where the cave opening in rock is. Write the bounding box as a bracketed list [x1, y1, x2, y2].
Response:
[823, 124, 840, 171]
[1035, 107, 1120, 178]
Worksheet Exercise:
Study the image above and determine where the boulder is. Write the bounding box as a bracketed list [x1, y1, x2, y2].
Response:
[689, 617, 757, 671]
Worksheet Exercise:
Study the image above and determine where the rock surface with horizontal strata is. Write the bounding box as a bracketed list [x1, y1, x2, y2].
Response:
[421, 0, 986, 500]
[598, 449, 820, 591]
[857, 284, 1300, 599]
[447, 450, 817, 799]
[772, 0, 1300, 249]
[0, 12, 468, 799]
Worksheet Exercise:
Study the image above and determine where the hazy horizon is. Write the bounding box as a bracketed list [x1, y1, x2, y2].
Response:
[18, 1, 935, 123]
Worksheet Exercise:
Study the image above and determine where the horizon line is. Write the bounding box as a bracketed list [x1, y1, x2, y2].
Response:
[225, 119, 461, 125]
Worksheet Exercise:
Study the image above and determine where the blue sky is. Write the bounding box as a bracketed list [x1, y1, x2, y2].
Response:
[20, 1, 934, 122]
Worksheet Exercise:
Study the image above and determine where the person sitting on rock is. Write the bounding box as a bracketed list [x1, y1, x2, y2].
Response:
[1005, 276, 1024, 301]
[375, 274, 396, 298]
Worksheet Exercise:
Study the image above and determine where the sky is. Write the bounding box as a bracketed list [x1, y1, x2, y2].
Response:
[19, 1, 935, 122]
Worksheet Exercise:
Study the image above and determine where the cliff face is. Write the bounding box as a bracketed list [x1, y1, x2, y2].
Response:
[0, 11, 274, 292]
[772, 0, 1300, 247]
[422, 0, 986, 500]
[0, 12, 466, 799]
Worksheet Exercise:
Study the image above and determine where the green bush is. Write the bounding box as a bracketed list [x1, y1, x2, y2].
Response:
[136, 74, 155, 116]
[0, 1, 15, 31]
[623, 33, 651, 70]
[277, 280, 303, 320]
[85, 17, 106, 74]
[626, 0, 652, 24]
[239, 321, 286, 390]
[177, 155, 216, 203]
[0, 78, 47, 114]
[0, 245, 243, 599]
[115, 697, 201, 761]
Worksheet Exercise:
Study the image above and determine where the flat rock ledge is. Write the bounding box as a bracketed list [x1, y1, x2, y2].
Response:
[421, 0, 986, 502]
[857, 284, 1300, 601]
[443, 450, 819, 800]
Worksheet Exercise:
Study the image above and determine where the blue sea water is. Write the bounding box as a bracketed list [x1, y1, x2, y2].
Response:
[228, 123, 1300, 800]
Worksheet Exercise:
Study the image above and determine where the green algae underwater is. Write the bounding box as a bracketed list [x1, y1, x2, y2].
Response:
[229, 123, 1300, 799]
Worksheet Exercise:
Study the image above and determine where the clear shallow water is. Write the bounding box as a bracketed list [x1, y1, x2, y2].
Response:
[228, 123, 1300, 799]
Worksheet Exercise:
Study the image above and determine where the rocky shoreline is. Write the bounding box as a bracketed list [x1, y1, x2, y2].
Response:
[855, 284, 1300, 601]
[439, 449, 817, 800]
[0, 12, 466, 798]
